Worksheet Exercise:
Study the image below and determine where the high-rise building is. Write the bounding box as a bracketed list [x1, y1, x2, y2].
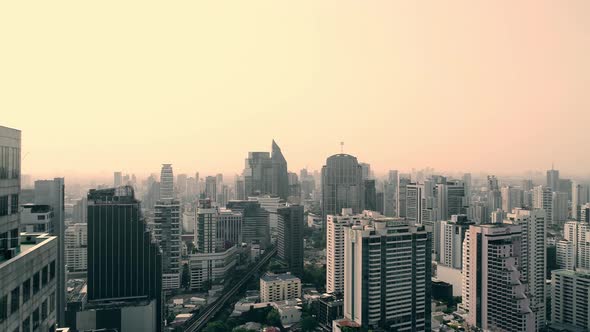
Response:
[226, 200, 270, 248]
[205, 176, 217, 202]
[234, 176, 246, 200]
[533, 185, 553, 224]
[383, 170, 398, 217]
[114, 171, 122, 187]
[248, 195, 282, 241]
[326, 209, 362, 295]
[271, 140, 289, 200]
[572, 181, 589, 220]
[0, 125, 60, 332]
[195, 199, 217, 253]
[439, 215, 473, 269]
[406, 183, 424, 225]
[343, 218, 431, 331]
[34, 177, 66, 326]
[159, 164, 174, 200]
[556, 239, 575, 270]
[547, 168, 560, 192]
[321, 154, 363, 224]
[153, 199, 181, 290]
[65, 223, 87, 273]
[277, 205, 304, 276]
[216, 209, 242, 249]
[552, 191, 569, 224]
[462, 224, 534, 331]
[397, 174, 411, 218]
[563, 220, 590, 271]
[177, 173, 188, 198]
[463, 173, 472, 203]
[87, 186, 163, 330]
[243, 141, 290, 200]
[72, 197, 87, 223]
[551, 269, 590, 331]
[581, 203, 590, 223]
[505, 208, 547, 330]
[501, 186, 523, 213]
[362, 179, 376, 212]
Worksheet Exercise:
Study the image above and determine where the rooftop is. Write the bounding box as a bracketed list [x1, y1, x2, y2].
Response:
[261, 272, 300, 283]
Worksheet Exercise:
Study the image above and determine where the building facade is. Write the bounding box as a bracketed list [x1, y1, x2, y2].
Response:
[277, 205, 304, 276]
[259, 273, 301, 303]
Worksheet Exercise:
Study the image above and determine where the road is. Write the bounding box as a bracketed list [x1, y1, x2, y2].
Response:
[184, 247, 277, 331]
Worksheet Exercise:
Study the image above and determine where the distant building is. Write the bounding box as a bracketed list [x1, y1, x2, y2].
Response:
[188, 246, 237, 291]
[227, 200, 270, 248]
[260, 272, 301, 303]
[439, 215, 473, 269]
[277, 205, 304, 276]
[216, 209, 242, 249]
[65, 223, 87, 273]
[533, 185, 553, 224]
[153, 199, 181, 290]
[321, 154, 364, 224]
[205, 176, 217, 202]
[243, 140, 290, 200]
[556, 239, 575, 270]
[547, 168, 560, 192]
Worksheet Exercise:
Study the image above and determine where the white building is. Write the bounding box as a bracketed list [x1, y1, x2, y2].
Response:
[188, 246, 237, 290]
[552, 192, 569, 224]
[195, 200, 217, 253]
[65, 223, 87, 273]
[20, 204, 53, 233]
[326, 208, 362, 294]
[439, 215, 472, 269]
[462, 224, 534, 331]
[505, 208, 547, 330]
[551, 269, 590, 331]
[344, 218, 431, 331]
[260, 272, 301, 303]
[533, 185, 553, 225]
[153, 199, 181, 290]
[556, 239, 575, 270]
[562, 220, 590, 272]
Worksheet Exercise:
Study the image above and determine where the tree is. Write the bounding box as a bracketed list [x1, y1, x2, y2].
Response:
[300, 315, 318, 332]
[233, 328, 256, 332]
[203, 321, 229, 332]
[181, 263, 191, 290]
[265, 308, 282, 327]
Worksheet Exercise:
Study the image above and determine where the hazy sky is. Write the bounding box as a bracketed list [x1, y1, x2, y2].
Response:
[2, 1, 589, 180]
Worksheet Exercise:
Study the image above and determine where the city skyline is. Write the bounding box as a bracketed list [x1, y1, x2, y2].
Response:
[3, 1, 590, 178]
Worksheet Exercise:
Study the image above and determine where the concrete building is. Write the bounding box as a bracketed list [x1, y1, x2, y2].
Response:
[462, 224, 534, 331]
[316, 293, 344, 332]
[216, 209, 242, 249]
[72, 198, 87, 223]
[533, 185, 553, 225]
[344, 218, 431, 331]
[277, 205, 304, 276]
[226, 200, 270, 248]
[505, 208, 547, 330]
[20, 204, 53, 233]
[439, 215, 473, 269]
[64, 223, 87, 273]
[153, 199, 181, 290]
[321, 154, 364, 223]
[562, 220, 590, 271]
[159, 164, 174, 200]
[501, 186, 523, 213]
[260, 272, 301, 303]
[557, 239, 575, 270]
[326, 209, 363, 294]
[406, 183, 424, 225]
[188, 246, 237, 291]
[551, 269, 590, 332]
[195, 199, 218, 253]
[572, 182, 589, 221]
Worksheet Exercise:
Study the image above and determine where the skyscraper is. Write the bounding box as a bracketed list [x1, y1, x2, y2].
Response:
[271, 140, 289, 200]
[439, 215, 473, 269]
[343, 218, 431, 331]
[34, 177, 66, 326]
[153, 199, 181, 290]
[383, 170, 398, 217]
[505, 208, 547, 330]
[243, 140, 290, 199]
[277, 205, 304, 276]
[159, 164, 174, 200]
[87, 186, 162, 330]
[406, 183, 424, 225]
[114, 171, 122, 187]
[226, 200, 270, 248]
[533, 185, 553, 224]
[205, 176, 217, 201]
[462, 224, 534, 331]
[195, 199, 217, 253]
[397, 174, 411, 218]
[362, 179, 376, 212]
[321, 154, 363, 224]
[547, 167, 560, 192]
[326, 209, 362, 295]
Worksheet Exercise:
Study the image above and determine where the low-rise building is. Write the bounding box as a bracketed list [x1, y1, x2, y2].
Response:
[188, 246, 237, 290]
[260, 272, 301, 303]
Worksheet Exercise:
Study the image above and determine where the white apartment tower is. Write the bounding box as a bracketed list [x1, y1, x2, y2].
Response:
[439, 215, 473, 269]
[551, 269, 590, 331]
[533, 185, 553, 224]
[326, 208, 362, 294]
[65, 223, 88, 272]
[462, 224, 535, 331]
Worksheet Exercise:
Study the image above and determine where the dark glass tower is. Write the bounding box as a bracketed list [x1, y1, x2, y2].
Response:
[87, 186, 162, 328]
[243, 140, 290, 200]
[226, 200, 270, 248]
[271, 140, 289, 200]
[321, 154, 364, 224]
[277, 205, 304, 276]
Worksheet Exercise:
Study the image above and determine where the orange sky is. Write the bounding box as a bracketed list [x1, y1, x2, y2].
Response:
[2, 1, 589, 180]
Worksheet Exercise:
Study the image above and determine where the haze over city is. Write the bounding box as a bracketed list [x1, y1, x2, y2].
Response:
[3, 1, 590, 180]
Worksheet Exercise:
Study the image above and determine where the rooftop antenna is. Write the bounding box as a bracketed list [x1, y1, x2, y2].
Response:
[340, 141, 344, 153]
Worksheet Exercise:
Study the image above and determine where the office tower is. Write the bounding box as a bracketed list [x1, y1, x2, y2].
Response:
[65, 223, 87, 273]
[205, 176, 217, 201]
[260, 272, 301, 302]
[463, 173, 472, 202]
[439, 215, 473, 269]
[159, 164, 174, 200]
[0, 125, 59, 332]
[383, 170, 398, 217]
[505, 208, 547, 330]
[234, 175, 246, 200]
[462, 224, 534, 331]
[177, 173, 188, 197]
[217, 184, 230, 207]
[249, 195, 282, 241]
[195, 199, 217, 253]
[406, 183, 424, 225]
[533, 185, 553, 224]
[343, 218, 431, 331]
[86, 186, 162, 331]
[87, 188, 162, 320]
[362, 179, 376, 212]
[547, 167, 560, 192]
[114, 171, 122, 187]
[551, 270, 590, 331]
[271, 140, 289, 200]
[216, 209, 242, 248]
[581, 203, 590, 223]
[559, 178, 573, 199]
[501, 186, 523, 213]
[359, 162, 371, 180]
[556, 240, 575, 270]
[321, 154, 364, 223]
[277, 205, 304, 276]
[226, 200, 270, 248]
[397, 174, 411, 218]
[572, 181, 590, 220]
[244, 151, 272, 196]
[72, 197, 87, 223]
[34, 177, 66, 326]
[153, 199, 181, 290]
[20, 204, 53, 233]
[326, 209, 361, 294]
[552, 191, 568, 224]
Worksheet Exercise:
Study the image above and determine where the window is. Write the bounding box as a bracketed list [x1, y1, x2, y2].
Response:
[0, 196, 8, 216]
[10, 194, 18, 215]
[42, 266, 48, 287]
[0, 146, 8, 179]
[37, 215, 46, 220]
[49, 292, 55, 314]
[0, 232, 6, 251]
[41, 300, 47, 320]
[10, 287, 19, 314]
[22, 279, 30, 303]
[22, 317, 30, 332]
[9, 228, 18, 249]
[50, 261, 56, 280]
[33, 272, 40, 294]
[33, 308, 39, 330]
[0, 294, 7, 322]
